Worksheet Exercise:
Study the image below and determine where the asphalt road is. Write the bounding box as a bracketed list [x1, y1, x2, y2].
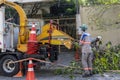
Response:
[0, 51, 120, 80]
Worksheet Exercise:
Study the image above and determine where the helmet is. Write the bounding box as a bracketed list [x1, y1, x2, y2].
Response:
[80, 24, 88, 31]
[97, 36, 102, 40]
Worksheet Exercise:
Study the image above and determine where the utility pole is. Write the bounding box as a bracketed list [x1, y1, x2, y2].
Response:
[76, 0, 79, 14]
[76, 0, 82, 39]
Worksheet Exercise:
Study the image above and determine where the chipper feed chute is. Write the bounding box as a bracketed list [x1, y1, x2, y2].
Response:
[37, 23, 74, 49]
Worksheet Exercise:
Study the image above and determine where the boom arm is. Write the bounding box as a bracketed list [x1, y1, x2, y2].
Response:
[0, 0, 29, 52]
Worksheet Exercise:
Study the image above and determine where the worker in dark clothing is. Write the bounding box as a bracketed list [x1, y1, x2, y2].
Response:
[79, 24, 93, 77]
[91, 36, 102, 51]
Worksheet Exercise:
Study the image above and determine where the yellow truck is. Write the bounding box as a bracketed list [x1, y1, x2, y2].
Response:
[0, 0, 73, 76]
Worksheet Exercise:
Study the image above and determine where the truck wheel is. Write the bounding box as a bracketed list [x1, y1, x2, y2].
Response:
[0, 55, 19, 77]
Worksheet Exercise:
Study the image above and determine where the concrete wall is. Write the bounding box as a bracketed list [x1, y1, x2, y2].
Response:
[80, 5, 120, 46]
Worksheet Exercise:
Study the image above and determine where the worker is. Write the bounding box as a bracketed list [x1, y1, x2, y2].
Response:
[91, 36, 102, 51]
[79, 24, 93, 77]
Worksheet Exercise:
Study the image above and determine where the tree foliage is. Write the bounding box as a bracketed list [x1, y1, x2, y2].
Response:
[50, 0, 76, 16]
[93, 42, 120, 73]
[50, 0, 120, 16]
[88, 0, 120, 5]
[5, 6, 19, 24]
[65, 0, 120, 5]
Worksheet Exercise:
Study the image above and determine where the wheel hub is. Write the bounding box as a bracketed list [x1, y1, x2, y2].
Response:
[3, 59, 15, 73]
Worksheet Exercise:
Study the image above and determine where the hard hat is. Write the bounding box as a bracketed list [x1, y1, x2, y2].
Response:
[80, 24, 88, 31]
[97, 36, 102, 40]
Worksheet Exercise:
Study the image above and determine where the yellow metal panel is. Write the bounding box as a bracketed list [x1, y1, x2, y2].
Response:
[37, 24, 74, 49]
[37, 29, 73, 41]
[41, 23, 57, 33]
[41, 23, 50, 32]
[17, 44, 27, 53]
[63, 40, 72, 49]
[40, 40, 62, 45]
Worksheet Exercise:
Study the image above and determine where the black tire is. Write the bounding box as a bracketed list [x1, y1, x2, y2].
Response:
[0, 55, 20, 77]
[49, 47, 58, 62]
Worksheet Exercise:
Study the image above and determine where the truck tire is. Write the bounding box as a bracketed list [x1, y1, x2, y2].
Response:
[49, 47, 58, 62]
[0, 55, 19, 77]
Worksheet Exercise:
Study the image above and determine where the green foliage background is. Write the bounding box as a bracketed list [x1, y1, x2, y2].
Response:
[55, 43, 120, 76]
[93, 43, 120, 73]
[65, 0, 120, 5]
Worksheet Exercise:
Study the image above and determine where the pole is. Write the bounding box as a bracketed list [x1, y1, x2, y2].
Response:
[76, 0, 82, 39]
[49, 20, 52, 46]
[76, 0, 79, 14]
[57, 19, 61, 53]
[47, 20, 53, 57]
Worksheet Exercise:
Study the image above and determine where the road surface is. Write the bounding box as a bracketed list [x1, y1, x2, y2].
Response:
[0, 51, 120, 80]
